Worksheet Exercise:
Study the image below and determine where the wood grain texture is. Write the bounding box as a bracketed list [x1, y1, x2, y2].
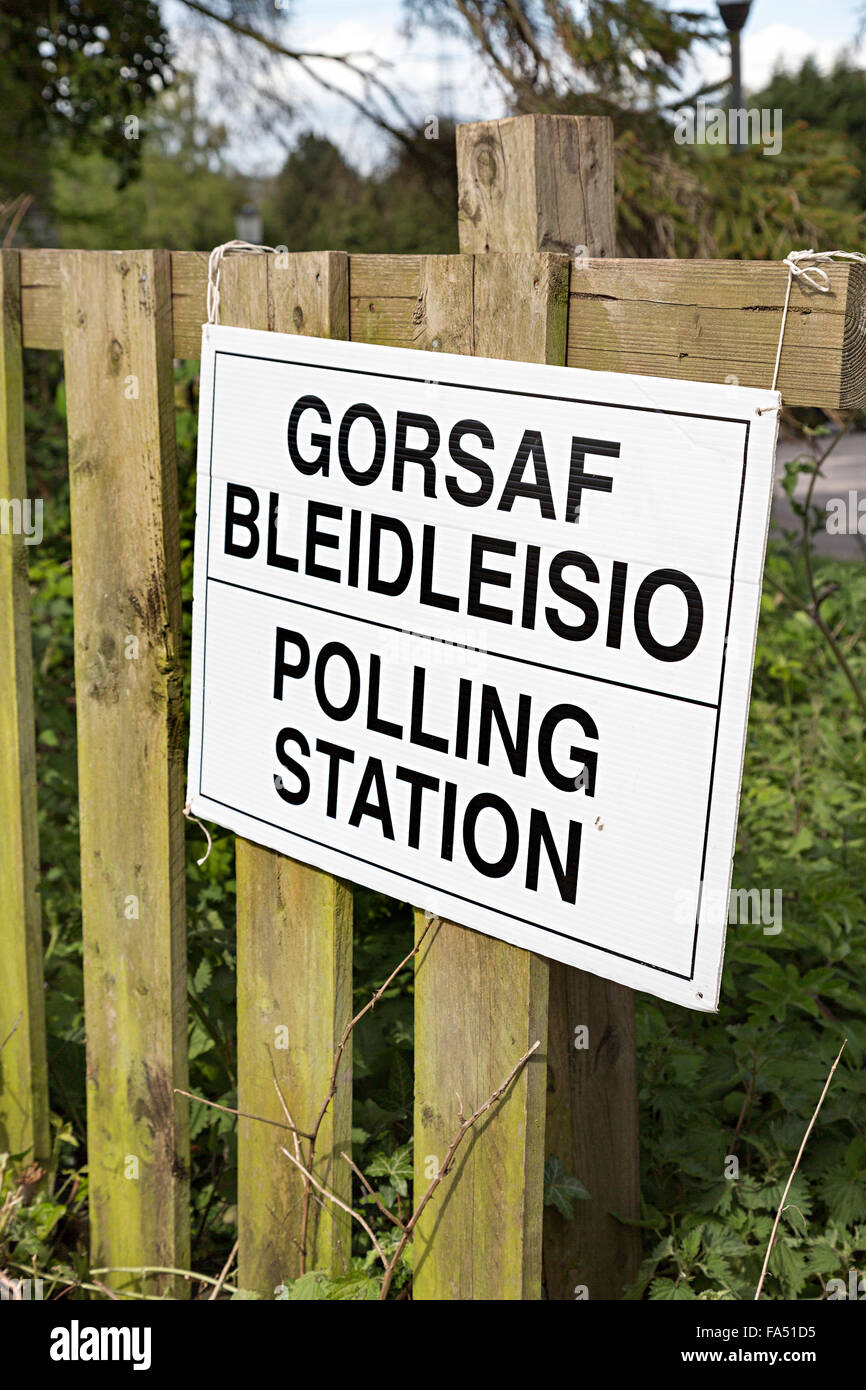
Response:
[0, 250, 49, 1166]
[412, 254, 474, 352]
[457, 115, 616, 257]
[567, 257, 866, 405]
[474, 252, 570, 363]
[18, 248, 63, 351]
[410, 253, 567, 1302]
[220, 251, 355, 1295]
[17, 248, 866, 409]
[544, 969, 640, 1299]
[460, 115, 641, 1303]
[236, 846, 353, 1292]
[168, 250, 209, 358]
[413, 910, 549, 1301]
[60, 250, 188, 1294]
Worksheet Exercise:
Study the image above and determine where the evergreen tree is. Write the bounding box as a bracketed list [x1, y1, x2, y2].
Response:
[752, 57, 866, 207]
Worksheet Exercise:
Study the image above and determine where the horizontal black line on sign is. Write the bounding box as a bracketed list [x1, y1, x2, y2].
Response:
[205, 573, 721, 710]
[196, 789, 696, 981]
[212, 347, 755, 426]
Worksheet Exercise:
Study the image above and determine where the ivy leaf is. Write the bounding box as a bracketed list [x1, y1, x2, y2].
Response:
[366, 1142, 413, 1199]
[543, 1155, 590, 1220]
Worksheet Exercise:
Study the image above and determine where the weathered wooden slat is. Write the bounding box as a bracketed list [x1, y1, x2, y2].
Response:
[544, 969, 640, 1299]
[349, 254, 422, 298]
[411, 252, 564, 1302]
[458, 115, 642, 1302]
[0, 250, 49, 1166]
[18, 248, 63, 352]
[60, 250, 189, 1295]
[412, 255, 475, 351]
[457, 114, 616, 257]
[413, 912, 549, 1301]
[567, 257, 866, 406]
[236, 850, 353, 1291]
[168, 251, 210, 359]
[223, 251, 355, 1295]
[18, 247, 866, 409]
[349, 296, 420, 349]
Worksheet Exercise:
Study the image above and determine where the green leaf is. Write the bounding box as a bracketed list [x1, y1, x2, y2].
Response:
[543, 1155, 590, 1220]
[821, 1169, 866, 1227]
[366, 1142, 413, 1199]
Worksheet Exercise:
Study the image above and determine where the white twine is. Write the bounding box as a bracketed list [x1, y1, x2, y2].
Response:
[183, 801, 213, 867]
[192, 238, 279, 863]
[758, 248, 866, 409]
[206, 239, 278, 326]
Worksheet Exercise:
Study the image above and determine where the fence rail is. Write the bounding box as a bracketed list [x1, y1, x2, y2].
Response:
[15, 249, 866, 407]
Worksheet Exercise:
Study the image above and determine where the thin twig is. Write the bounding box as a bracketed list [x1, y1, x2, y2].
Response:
[209, 1238, 239, 1301]
[309, 919, 433, 1149]
[271, 1071, 301, 1165]
[271, 1063, 314, 1277]
[754, 1040, 847, 1300]
[296, 917, 434, 1271]
[280, 1147, 386, 1266]
[0, 1011, 22, 1054]
[173, 1088, 312, 1140]
[378, 1038, 542, 1300]
[797, 428, 866, 719]
[90, 1279, 120, 1301]
[90, 1264, 239, 1294]
[2, 194, 32, 248]
[178, 0, 422, 156]
[4, 1261, 170, 1302]
[340, 1152, 404, 1231]
[282, 1037, 541, 1298]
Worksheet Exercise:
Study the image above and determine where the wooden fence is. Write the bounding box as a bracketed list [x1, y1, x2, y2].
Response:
[2, 115, 865, 1300]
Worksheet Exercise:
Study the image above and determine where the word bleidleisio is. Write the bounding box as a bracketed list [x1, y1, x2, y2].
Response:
[221, 396, 706, 665]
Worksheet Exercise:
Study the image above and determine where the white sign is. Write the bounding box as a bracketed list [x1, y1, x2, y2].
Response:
[187, 324, 779, 1010]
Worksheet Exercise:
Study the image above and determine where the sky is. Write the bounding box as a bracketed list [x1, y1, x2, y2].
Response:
[164, 0, 863, 174]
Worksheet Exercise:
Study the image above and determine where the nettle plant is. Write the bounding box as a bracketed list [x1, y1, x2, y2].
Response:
[627, 420, 866, 1301]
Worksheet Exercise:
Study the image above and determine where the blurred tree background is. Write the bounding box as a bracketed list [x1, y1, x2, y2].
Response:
[2, 0, 864, 255]
[1, 0, 864, 1301]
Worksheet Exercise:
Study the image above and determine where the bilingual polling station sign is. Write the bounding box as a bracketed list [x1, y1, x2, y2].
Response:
[187, 325, 779, 1010]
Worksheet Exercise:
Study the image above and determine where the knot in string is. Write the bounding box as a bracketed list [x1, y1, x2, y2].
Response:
[765, 248, 866, 399]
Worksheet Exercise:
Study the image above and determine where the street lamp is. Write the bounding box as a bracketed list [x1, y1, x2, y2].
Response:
[717, 2, 752, 151]
[235, 203, 263, 245]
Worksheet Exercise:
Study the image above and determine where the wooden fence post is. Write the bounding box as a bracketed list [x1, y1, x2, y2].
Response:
[220, 252, 355, 1295]
[0, 249, 49, 1167]
[411, 248, 572, 1300]
[456, 115, 641, 1300]
[61, 250, 189, 1293]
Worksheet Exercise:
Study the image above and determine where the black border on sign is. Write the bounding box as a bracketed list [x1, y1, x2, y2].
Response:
[197, 347, 752, 983]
